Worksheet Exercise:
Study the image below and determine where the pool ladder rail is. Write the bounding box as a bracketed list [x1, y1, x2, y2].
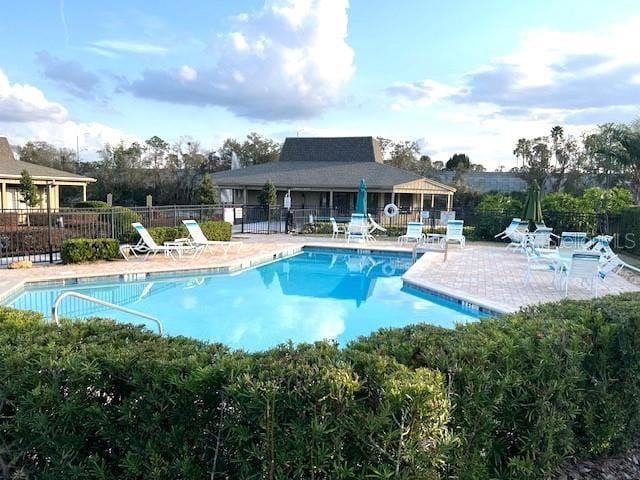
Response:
[51, 291, 164, 335]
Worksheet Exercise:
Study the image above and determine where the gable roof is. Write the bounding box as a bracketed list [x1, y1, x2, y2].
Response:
[0, 137, 94, 182]
[213, 160, 455, 193]
[278, 136, 383, 163]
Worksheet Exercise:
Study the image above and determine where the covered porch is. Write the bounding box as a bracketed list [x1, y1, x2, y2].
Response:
[232, 177, 456, 213]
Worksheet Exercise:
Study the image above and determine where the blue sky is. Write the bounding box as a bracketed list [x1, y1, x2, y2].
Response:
[1, 0, 639, 169]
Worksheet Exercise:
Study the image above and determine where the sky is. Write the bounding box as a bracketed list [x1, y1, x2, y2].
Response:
[1, 0, 639, 169]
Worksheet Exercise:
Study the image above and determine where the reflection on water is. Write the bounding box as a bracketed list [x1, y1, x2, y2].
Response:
[7, 250, 482, 351]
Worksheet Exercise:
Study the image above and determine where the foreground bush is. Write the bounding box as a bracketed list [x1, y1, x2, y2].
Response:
[60, 238, 120, 263]
[350, 292, 640, 479]
[0, 307, 450, 479]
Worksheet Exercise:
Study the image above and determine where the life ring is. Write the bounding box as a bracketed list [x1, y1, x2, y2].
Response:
[384, 203, 399, 217]
[382, 262, 396, 277]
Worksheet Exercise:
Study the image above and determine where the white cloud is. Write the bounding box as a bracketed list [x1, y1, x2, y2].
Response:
[179, 65, 198, 81]
[91, 40, 168, 55]
[386, 80, 463, 110]
[127, 0, 355, 120]
[0, 69, 68, 122]
[383, 17, 640, 169]
[0, 69, 137, 156]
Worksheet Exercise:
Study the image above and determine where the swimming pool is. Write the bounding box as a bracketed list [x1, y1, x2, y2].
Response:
[5, 248, 486, 351]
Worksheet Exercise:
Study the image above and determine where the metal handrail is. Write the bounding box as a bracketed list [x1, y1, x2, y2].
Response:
[51, 291, 164, 335]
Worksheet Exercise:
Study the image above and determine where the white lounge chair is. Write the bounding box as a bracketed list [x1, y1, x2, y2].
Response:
[441, 220, 465, 248]
[398, 222, 425, 245]
[346, 213, 368, 243]
[368, 214, 387, 236]
[182, 219, 242, 255]
[560, 232, 588, 250]
[525, 227, 557, 250]
[561, 251, 601, 297]
[330, 217, 345, 240]
[505, 221, 530, 251]
[495, 218, 521, 239]
[130, 222, 197, 259]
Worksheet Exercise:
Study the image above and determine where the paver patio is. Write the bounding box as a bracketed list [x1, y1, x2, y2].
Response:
[1, 235, 638, 314]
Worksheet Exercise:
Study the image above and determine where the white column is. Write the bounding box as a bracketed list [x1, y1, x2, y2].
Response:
[419, 193, 424, 210]
[0, 182, 6, 211]
[81, 184, 87, 202]
[329, 190, 333, 209]
[243, 188, 248, 205]
[431, 194, 435, 208]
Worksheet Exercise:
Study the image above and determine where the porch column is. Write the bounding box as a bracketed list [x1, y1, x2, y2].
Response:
[419, 193, 424, 210]
[81, 184, 87, 202]
[446, 194, 453, 211]
[329, 190, 333, 209]
[1, 182, 6, 211]
[431, 194, 435, 208]
[391, 192, 395, 205]
[243, 188, 248, 205]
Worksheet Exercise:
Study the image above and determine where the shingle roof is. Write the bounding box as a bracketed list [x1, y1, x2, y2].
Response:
[213, 160, 453, 191]
[0, 137, 94, 182]
[278, 136, 383, 163]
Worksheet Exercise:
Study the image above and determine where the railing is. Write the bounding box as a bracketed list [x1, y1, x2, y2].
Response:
[0, 203, 631, 263]
[51, 291, 164, 335]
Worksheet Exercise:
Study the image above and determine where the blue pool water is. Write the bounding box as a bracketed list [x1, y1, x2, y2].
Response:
[6, 248, 485, 351]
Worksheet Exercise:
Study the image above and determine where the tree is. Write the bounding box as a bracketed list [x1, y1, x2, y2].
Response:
[513, 137, 551, 187]
[17, 141, 77, 172]
[242, 132, 281, 165]
[144, 136, 169, 197]
[258, 179, 277, 208]
[19, 169, 41, 212]
[583, 123, 623, 188]
[195, 175, 218, 205]
[445, 153, 471, 171]
[611, 124, 640, 204]
[385, 141, 421, 171]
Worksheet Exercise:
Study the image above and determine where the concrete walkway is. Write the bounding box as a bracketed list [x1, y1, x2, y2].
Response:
[1, 235, 638, 313]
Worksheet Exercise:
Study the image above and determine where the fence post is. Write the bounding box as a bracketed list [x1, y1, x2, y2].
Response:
[111, 207, 115, 239]
[46, 187, 53, 264]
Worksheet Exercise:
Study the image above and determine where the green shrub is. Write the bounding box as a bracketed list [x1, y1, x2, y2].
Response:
[61, 238, 120, 263]
[199, 220, 232, 241]
[620, 207, 640, 255]
[0, 310, 451, 479]
[350, 293, 640, 479]
[74, 200, 109, 209]
[137, 221, 232, 245]
[74, 201, 141, 241]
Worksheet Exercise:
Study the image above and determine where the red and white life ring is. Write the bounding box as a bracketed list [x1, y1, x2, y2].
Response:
[384, 203, 399, 217]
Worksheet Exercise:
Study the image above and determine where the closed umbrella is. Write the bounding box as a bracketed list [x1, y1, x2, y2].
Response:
[355, 178, 367, 214]
[521, 179, 543, 225]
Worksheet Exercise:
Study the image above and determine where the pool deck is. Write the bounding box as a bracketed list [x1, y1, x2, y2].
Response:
[1, 234, 638, 314]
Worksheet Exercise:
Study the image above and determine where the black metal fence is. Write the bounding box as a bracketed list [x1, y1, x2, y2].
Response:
[0, 204, 629, 264]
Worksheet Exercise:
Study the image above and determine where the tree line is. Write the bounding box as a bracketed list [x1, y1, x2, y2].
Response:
[511, 119, 640, 202]
[14, 120, 640, 206]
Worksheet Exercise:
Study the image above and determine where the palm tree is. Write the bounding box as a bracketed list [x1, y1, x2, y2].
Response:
[513, 138, 532, 169]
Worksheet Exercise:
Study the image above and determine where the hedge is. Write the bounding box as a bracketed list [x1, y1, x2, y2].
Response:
[4, 293, 640, 479]
[350, 292, 640, 479]
[138, 221, 232, 245]
[60, 238, 120, 263]
[0, 308, 451, 479]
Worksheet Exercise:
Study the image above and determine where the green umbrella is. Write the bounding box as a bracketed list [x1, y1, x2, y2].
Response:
[355, 178, 367, 214]
[521, 180, 543, 224]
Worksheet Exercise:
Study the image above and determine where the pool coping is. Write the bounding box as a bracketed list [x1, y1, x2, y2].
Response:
[1, 242, 507, 317]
